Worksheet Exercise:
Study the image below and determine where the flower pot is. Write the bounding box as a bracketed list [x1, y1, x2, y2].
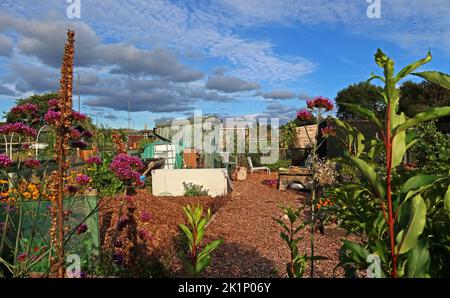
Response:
[80, 149, 96, 162]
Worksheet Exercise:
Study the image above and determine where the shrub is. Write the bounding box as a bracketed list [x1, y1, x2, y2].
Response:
[183, 183, 209, 197]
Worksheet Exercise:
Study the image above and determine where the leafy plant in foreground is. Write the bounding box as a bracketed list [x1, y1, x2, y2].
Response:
[273, 206, 326, 277]
[178, 205, 223, 277]
[334, 49, 450, 277]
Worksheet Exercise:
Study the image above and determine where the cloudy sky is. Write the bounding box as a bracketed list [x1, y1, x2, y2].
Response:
[0, 0, 449, 128]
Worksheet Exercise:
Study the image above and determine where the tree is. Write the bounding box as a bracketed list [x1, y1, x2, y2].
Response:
[335, 82, 385, 120]
[399, 80, 450, 117]
[4, 93, 58, 128]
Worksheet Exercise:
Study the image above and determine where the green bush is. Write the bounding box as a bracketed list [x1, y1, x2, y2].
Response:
[183, 183, 209, 197]
[267, 159, 292, 171]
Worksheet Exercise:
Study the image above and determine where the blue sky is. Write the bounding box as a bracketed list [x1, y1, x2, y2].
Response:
[0, 0, 449, 128]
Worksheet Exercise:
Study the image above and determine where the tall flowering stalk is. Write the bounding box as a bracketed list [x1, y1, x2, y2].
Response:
[296, 96, 334, 277]
[48, 30, 75, 278]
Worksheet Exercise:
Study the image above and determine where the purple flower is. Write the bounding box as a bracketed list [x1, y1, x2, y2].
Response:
[24, 158, 41, 169]
[3, 205, 15, 213]
[76, 223, 88, 234]
[0, 154, 12, 168]
[44, 110, 61, 125]
[82, 131, 93, 138]
[65, 185, 78, 194]
[140, 212, 152, 222]
[114, 239, 123, 248]
[0, 123, 37, 137]
[117, 215, 130, 230]
[71, 140, 88, 149]
[75, 174, 91, 185]
[70, 128, 82, 140]
[86, 156, 102, 165]
[138, 229, 149, 241]
[10, 103, 38, 115]
[48, 99, 59, 107]
[72, 111, 87, 121]
[112, 252, 124, 266]
[110, 154, 144, 186]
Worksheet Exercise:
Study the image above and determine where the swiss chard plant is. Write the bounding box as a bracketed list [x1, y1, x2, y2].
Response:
[178, 205, 223, 277]
[334, 49, 450, 278]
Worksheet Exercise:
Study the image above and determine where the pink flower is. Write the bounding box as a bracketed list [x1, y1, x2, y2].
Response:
[44, 110, 61, 125]
[75, 174, 91, 185]
[70, 128, 82, 140]
[140, 212, 152, 222]
[86, 156, 102, 165]
[321, 126, 336, 137]
[10, 103, 38, 115]
[17, 252, 28, 263]
[110, 154, 144, 186]
[0, 154, 12, 168]
[310, 96, 334, 111]
[297, 109, 312, 121]
[48, 99, 59, 107]
[72, 111, 87, 121]
[24, 158, 41, 169]
[76, 224, 88, 234]
[0, 123, 37, 137]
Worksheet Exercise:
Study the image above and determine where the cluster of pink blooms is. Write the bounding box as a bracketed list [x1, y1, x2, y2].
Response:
[44, 110, 61, 125]
[110, 153, 144, 186]
[24, 158, 41, 169]
[47, 99, 59, 108]
[10, 103, 39, 115]
[306, 96, 334, 111]
[0, 122, 37, 137]
[321, 126, 336, 137]
[70, 128, 82, 140]
[72, 111, 87, 121]
[75, 174, 91, 185]
[0, 154, 12, 168]
[297, 109, 313, 121]
[86, 156, 102, 165]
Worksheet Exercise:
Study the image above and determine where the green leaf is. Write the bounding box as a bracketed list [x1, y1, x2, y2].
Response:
[391, 113, 406, 168]
[195, 254, 211, 275]
[367, 73, 385, 83]
[445, 185, 450, 213]
[179, 224, 194, 244]
[400, 174, 439, 194]
[396, 195, 427, 255]
[197, 239, 223, 262]
[280, 232, 290, 245]
[348, 156, 385, 199]
[406, 239, 430, 278]
[412, 71, 450, 90]
[342, 240, 370, 264]
[395, 52, 432, 82]
[356, 131, 365, 157]
[393, 107, 450, 135]
[273, 218, 290, 233]
[339, 103, 382, 129]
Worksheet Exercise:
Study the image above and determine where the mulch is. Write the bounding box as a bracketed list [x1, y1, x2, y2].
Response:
[98, 172, 348, 277]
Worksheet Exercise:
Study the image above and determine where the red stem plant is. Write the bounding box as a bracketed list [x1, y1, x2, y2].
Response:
[337, 49, 450, 277]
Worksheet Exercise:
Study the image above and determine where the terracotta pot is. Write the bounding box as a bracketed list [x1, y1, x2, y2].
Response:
[80, 149, 95, 162]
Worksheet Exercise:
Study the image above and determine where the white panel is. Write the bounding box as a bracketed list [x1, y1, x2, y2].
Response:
[152, 169, 228, 197]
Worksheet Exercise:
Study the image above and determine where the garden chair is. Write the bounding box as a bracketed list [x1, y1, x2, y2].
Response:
[247, 156, 270, 174]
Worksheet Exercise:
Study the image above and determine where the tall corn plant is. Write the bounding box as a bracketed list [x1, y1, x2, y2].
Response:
[338, 49, 450, 277]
